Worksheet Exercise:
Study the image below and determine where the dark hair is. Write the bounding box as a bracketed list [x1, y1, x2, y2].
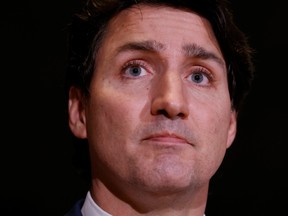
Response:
[65, 0, 255, 183]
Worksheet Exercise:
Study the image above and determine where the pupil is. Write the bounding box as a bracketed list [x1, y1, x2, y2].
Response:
[132, 67, 140, 75]
[193, 73, 202, 82]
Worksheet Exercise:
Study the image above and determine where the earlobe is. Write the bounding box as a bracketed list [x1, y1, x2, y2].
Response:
[68, 86, 87, 139]
[226, 110, 237, 148]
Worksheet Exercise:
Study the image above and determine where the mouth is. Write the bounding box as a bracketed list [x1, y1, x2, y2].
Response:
[143, 132, 192, 146]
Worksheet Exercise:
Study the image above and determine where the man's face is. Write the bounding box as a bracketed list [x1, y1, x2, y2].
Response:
[69, 5, 236, 195]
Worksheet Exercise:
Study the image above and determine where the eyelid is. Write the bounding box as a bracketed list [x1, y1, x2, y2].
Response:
[122, 59, 149, 71]
[192, 66, 214, 80]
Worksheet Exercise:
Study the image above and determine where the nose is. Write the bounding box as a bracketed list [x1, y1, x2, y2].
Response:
[151, 73, 189, 119]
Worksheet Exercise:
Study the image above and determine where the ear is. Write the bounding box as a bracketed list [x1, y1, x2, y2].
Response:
[68, 86, 87, 139]
[226, 110, 237, 149]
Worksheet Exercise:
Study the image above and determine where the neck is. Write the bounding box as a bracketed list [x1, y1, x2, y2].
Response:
[90, 179, 208, 216]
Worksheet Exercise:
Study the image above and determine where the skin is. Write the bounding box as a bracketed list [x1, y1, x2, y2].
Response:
[69, 4, 237, 216]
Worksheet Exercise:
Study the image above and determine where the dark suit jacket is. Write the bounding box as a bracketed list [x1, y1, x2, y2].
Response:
[64, 199, 84, 216]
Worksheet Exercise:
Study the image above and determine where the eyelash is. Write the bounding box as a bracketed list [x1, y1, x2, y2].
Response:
[191, 67, 213, 80]
[122, 60, 146, 68]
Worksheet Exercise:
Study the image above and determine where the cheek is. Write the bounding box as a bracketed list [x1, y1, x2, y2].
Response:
[86, 88, 146, 152]
[86, 88, 149, 178]
[87, 96, 127, 142]
[191, 87, 232, 136]
[85, 96, 130, 171]
[192, 99, 232, 172]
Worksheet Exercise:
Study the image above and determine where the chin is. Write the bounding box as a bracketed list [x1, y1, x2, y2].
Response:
[142, 163, 196, 191]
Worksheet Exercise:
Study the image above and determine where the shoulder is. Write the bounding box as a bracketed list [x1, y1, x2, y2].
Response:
[64, 199, 85, 216]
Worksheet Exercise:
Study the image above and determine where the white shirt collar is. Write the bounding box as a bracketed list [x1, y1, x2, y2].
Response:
[81, 191, 206, 216]
[81, 191, 112, 216]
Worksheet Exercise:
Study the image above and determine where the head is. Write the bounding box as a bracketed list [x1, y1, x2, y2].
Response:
[66, 0, 254, 207]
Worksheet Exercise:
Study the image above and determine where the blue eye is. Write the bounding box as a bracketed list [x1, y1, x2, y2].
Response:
[123, 60, 149, 78]
[191, 73, 204, 83]
[127, 66, 143, 77]
[188, 68, 211, 86]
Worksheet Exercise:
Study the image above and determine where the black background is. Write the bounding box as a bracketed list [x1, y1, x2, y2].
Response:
[2, 0, 287, 215]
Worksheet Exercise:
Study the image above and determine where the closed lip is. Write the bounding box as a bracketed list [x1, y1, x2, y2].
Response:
[143, 132, 192, 145]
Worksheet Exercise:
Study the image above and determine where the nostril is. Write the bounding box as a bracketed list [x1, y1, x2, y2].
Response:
[156, 109, 186, 119]
[177, 112, 185, 118]
[151, 93, 189, 119]
[157, 109, 169, 117]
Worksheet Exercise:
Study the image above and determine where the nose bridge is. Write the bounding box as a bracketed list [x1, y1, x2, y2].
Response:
[160, 71, 183, 101]
[151, 70, 189, 118]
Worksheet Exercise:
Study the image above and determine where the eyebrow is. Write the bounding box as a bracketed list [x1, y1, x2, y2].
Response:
[182, 43, 225, 67]
[115, 40, 166, 54]
[115, 40, 225, 67]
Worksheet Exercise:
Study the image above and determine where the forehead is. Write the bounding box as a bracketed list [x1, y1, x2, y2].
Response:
[101, 4, 223, 59]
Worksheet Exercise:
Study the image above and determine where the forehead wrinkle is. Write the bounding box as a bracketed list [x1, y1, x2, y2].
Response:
[182, 43, 225, 67]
